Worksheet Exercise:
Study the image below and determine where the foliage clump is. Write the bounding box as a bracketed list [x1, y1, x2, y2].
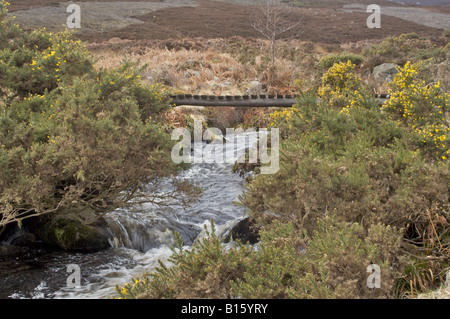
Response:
[382, 61, 449, 161]
[318, 53, 364, 69]
[116, 223, 254, 299]
[242, 60, 450, 296]
[116, 217, 403, 299]
[0, 1, 176, 226]
[317, 60, 366, 109]
[362, 33, 449, 64]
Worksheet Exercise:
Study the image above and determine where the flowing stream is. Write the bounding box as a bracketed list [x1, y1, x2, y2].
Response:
[0, 131, 261, 299]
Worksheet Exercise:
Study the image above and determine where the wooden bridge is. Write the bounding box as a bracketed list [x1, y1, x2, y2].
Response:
[170, 94, 391, 107]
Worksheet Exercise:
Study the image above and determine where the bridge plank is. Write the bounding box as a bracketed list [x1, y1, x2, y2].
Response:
[169, 94, 388, 107]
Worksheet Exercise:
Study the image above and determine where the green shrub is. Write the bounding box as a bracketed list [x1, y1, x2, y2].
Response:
[233, 216, 404, 299]
[383, 61, 449, 161]
[0, 1, 177, 227]
[116, 223, 255, 299]
[362, 34, 449, 64]
[116, 216, 405, 299]
[240, 62, 450, 296]
[317, 60, 364, 109]
[319, 53, 364, 69]
[244, 89, 449, 236]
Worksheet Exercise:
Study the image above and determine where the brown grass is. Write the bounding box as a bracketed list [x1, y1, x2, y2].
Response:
[90, 37, 315, 95]
[417, 270, 450, 299]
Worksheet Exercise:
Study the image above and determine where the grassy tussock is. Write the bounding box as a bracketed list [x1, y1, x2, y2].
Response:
[90, 37, 320, 95]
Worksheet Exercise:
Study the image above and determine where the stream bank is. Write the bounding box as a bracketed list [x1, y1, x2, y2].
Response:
[0, 130, 261, 299]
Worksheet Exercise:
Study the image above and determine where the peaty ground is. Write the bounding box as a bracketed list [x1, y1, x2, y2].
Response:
[6, 0, 448, 44]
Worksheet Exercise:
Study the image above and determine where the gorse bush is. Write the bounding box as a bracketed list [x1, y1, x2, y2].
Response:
[269, 61, 369, 135]
[0, 31, 92, 98]
[116, 222, 255, 299]
[233, 217, 404, 299]
[318, 53, 364, 69]
[240, 60, 450, 296]
[317, 60, 366, 109]
[384, 61, 448, 126]
[116, 216, 403, 299]
[0, 1, 177, 226]
[382, 61, 449, 162]
[362, 34, 450, 63]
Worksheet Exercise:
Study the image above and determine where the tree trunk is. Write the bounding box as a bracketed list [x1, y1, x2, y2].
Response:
[270, 37, 275, 66]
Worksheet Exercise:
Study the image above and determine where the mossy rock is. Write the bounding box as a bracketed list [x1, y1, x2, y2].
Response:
[223, 217, 260, 245]
[38, 216, 111, 252]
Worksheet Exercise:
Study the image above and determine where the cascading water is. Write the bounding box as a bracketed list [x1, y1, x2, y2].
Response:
[0, 130, 262, 299]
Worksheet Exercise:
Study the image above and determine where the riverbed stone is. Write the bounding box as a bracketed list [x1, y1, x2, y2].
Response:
[244, 80, 263, 94]
[36, 215, 112, 252]
[372, 63, 400, 83]
[223, 217, 260, 244]
[0, 221, 35, 246]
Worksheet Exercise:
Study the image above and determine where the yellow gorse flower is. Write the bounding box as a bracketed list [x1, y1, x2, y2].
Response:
[383, 61, 449, 161]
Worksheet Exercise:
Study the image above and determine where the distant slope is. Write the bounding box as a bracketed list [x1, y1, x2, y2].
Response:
[8, 0, 446, 44]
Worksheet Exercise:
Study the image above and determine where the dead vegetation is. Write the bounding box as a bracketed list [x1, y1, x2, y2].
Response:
[89, 37, 322, 95]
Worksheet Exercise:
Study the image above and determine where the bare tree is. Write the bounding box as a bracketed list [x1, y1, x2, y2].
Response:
[252, 0, 302, 66]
